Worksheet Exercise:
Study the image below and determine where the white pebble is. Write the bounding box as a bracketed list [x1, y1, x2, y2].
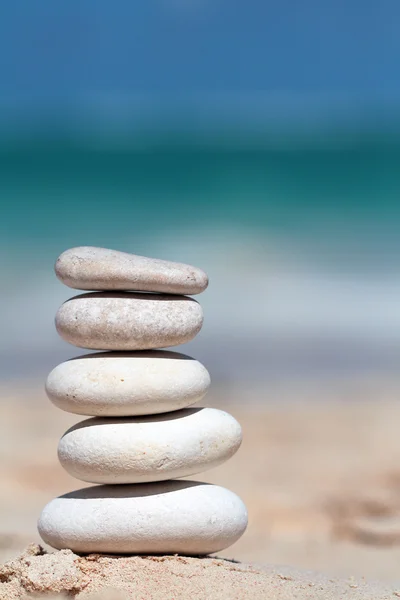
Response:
[58, 408, 242, 484]
[55, 292, 203, 350]
[55, 246, 208, 295]
[38, 481, 248, 555]
[46, 351, 210, 416]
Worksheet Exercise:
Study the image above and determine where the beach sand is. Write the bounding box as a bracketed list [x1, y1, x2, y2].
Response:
[3, 376, 400, 596]
[2, 543, 400, 599]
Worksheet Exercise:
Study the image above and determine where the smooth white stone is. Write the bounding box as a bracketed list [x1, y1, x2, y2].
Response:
[38, 481, 248, 555]
[55, 292, 203, 351]
[55, 246, 209, 295]
[46, 351, 210, 416]
[58, 408, 242, 484]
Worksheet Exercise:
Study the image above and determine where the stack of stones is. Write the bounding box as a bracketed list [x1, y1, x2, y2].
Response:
[38, 247, 247, 555]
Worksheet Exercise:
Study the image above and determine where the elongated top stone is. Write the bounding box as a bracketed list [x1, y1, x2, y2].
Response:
[55, 246, 209, 295]
[55, 292, 203, 351]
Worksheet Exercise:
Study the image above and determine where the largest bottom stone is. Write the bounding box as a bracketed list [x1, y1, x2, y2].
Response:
[38, 480, 247, 555]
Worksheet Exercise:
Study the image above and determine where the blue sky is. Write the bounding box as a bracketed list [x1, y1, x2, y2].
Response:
[0, 1, 399, 113]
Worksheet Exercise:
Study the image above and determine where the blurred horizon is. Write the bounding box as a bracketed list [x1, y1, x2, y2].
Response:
[2, 2, 400, 384]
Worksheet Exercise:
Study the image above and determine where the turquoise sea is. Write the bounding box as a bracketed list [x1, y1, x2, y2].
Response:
[1, 128, 400, 265]
[2, 125, 400, 380]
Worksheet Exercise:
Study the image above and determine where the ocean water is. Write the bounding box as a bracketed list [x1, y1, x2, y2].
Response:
[2, 128, 400, 381]
[1, 129, 400, 258]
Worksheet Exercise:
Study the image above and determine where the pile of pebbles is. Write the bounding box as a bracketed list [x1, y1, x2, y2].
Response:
[38, 247, 247, 555]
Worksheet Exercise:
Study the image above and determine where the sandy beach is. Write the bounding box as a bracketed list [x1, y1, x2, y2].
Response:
[3, 375, 400, 597]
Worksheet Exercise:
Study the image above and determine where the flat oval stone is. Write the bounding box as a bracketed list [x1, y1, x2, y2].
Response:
[55, 292, 203, 350]
[58, 408, 242, 484]
[38, 481, 248, 555]
[46, 351, 210, 416]
[55, 246, 209, 295]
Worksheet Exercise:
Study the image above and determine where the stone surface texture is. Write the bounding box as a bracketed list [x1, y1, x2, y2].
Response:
[57, 408, 242, 484]
[55, 246, 209, 295]
[35, 247, 249, 559]
[38, 482, 248, 555]
[46, 351, 210, 416]
[55, 292, 203, 350]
